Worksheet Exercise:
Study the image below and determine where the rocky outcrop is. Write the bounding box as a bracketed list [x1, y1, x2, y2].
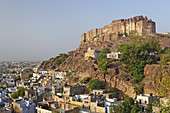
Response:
[142, 64, 170, 96]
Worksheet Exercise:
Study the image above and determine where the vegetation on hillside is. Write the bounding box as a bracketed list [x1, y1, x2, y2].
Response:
[55, 53, 69, 66]
[11, 87, 27, 99]
[106, 88, 119, 94]
[97, 48, 113, 74]
[80, 77, 92, 84]
[88, 79, 103, 90]
[118, 37, 161, 84]
[160, 49, 170, 65]
[64, 69, 79, 82]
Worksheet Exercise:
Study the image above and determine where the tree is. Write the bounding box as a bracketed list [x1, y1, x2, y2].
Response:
[160, 49, 170, 65]
[11, 87, 27, 99]
[122, 97, 134, 113]
[97, 48, 111, 74]
[106, 88, 119, 94]
[131, 104, 140, 113]
[110, 103, 123, 113]
[111, 97, 135, 113]
[119, 37, 161, 83]
[145, 103, 152, 113]
[88, 79, 103, 90]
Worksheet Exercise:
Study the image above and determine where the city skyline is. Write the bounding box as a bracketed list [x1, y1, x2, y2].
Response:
[0, 0, 170, 61]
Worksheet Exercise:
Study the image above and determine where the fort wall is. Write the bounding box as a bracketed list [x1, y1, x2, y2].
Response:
[81, 16, 156, 42]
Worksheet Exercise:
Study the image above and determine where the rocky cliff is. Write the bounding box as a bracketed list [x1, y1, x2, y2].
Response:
[38, 16, 170, 98]
[143, 64, 170, 96]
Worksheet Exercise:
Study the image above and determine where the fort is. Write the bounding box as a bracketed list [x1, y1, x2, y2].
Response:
[81, 15, 156, 42]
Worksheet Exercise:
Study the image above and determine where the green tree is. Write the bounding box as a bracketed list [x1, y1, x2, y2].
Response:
[160, 49, 170, 65]
[88, 79, 103, 90]
[122, 97, 135, 113]
[145, 103, 152, 113]
[110, 103, 123, 113]
[119, 37, 160, 83]
[111, 97, 135, 113]
[11, 87, 27, 99]
[97, 48, 111, 74]
[131, 104, 140, 113]
[106, 88, 119, 94]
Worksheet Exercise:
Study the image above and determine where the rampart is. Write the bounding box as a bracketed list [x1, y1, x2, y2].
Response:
[81, 15, 156, 42]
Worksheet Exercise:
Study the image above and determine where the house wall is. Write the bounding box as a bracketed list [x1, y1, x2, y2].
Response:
[90, 103, 105, 113]
[85, 50, 95, 60]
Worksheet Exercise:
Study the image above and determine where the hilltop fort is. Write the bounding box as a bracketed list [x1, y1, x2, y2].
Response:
[81, 15, 156, 42]
[38, 15, 170, 99]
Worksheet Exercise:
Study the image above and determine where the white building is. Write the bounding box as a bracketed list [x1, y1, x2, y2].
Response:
[72, 94, 89, 101]
[2, 78, 15, 87]
[135, 93, 158, 105]
[107, 52, 121, 60]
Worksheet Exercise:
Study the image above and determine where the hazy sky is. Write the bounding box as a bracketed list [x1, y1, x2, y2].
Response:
[0, 0, 170, 61]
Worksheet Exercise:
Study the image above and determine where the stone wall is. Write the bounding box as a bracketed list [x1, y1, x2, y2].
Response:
[81, 15, 156, 43]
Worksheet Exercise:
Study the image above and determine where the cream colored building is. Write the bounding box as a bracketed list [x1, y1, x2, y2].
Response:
[84, 48, 100, 60]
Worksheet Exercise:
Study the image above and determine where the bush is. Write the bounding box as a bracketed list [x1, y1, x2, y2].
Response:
[107, 88, 119, 94]
[56, 53, 69, 66]
[11, 87, 27, 99]
[80, 77, 92, 84]
[88, 79, 103, 90]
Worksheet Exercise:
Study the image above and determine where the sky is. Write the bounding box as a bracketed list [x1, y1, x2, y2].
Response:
[0, 0, 170, 61]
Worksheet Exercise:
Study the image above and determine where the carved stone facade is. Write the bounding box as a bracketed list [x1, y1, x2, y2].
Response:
[81, 15, 156, 42]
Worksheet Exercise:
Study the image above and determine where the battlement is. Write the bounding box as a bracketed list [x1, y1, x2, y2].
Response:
[81, 15, 156, 43]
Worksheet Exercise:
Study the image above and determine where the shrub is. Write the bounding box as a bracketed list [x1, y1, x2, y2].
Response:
[88, 79, 103, 90]
[56, 53, 69, 66]
[107, 88, 119, 94]
[97, 48, 111, 74]
[80, 77, 92, 84]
